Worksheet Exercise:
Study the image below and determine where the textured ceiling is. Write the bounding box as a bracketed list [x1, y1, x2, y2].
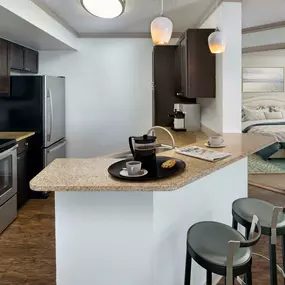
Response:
[33, 0, 215, 36]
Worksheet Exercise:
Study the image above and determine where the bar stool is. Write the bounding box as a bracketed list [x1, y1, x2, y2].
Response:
[232, 198, 285, 285]
[184, 215, 261, 285]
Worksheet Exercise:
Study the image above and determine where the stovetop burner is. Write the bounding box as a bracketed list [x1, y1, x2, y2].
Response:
[0, 139, 17, 152]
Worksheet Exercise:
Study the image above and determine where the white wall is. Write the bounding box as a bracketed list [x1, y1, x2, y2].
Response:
[39, 39, 153, 158]
[198, 2, 242, 134]
[243, 49, 285, 100]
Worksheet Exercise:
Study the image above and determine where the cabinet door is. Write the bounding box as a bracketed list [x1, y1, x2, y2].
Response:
[0, 39, 9, 95]
[24, 48, 38, 73]
[180, 36, 187, 97]
[17, 151, 29, 209]
[9, 43, 24, 70]
[153, 46, 177, 126]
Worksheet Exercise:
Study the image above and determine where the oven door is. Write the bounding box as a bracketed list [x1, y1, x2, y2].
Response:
[0, 146, 17, 207]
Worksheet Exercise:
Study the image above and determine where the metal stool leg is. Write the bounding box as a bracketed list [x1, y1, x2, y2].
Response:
[206, 271, 212, 285]
[184, 248, 192, 285]
[269, 237, 278, 285]
[282, 235, 285, 285]
[245, 227, 250, 239]
[243, 227, 250, 284]
[232, 218, 238, 230]
[246, 267, 252, 285]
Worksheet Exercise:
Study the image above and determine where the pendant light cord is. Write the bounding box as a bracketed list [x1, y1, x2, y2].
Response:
[161, 0, 164, 16]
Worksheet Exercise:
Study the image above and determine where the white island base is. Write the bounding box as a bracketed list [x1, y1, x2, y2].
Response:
[55, 158, 247, 285]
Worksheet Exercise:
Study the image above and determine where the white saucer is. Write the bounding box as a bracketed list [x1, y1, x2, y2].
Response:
[204, 142, 226, 148]
[119, 169, 148, 178]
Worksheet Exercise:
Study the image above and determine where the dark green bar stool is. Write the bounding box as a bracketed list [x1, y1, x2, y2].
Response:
[184, 215, 261, 285]
[232, 198, 285, 285]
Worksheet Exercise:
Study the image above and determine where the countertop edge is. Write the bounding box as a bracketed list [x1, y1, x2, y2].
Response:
[29, 140, 275, 192]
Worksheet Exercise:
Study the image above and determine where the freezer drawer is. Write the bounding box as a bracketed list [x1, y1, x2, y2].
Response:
[44, 139, 66, 167]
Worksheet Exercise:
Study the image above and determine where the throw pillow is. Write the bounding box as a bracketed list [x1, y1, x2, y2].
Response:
[264, 111, 283, 120]
[243, 108, 266, 121]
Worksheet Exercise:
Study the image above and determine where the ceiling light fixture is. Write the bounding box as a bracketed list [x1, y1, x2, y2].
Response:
[81, 0, 125, 19]
[151, 0, 173, 45]
[208, 28, 226, 54]
[208, 0, 226, 54]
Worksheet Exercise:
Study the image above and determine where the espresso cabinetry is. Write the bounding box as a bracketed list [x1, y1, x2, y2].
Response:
[10, 43, 38, 73]
[17, 137, 35, 209]
[0, 39, 39, 96]
[9, 43, 24, 70]
[176, 29, 216, 99]
[0, 39, 10, 95]
[153, 45, 195, 127]
[23, 48, 38, 73]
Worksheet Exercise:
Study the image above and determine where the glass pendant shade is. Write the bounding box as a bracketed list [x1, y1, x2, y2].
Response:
[151, 16, 173, 45]
[81, 0, 125, 19]
[208, 29, 226, 54]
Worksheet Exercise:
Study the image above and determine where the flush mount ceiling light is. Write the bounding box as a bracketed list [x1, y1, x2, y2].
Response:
[81, 0, 125, 19]
[151, 0, 173, 45]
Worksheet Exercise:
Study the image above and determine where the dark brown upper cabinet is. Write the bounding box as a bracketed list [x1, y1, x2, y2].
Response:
[152, 45, 196, 127]
[0, 39, 10, 96]
[9, 42, 38, 74]
[9, 43, 24, 70]
[24, 48, 38, 73]
[0, 39, 39, 96]
[176, 29, 216, 99]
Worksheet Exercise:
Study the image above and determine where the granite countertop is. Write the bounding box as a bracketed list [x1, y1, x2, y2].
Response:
[0, 132, 35, 141]
[30, 133, 275, 192]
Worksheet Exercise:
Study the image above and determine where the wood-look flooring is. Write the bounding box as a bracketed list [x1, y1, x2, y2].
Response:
[0, 195, 55, 285]
[0, 186, 285, 284]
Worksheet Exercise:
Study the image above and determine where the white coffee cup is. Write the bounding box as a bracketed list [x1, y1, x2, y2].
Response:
[126, 161, 142, 176]
[208, 136, 224, 147]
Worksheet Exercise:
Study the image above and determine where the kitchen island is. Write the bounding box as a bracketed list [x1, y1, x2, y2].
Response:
[30, 133, 275, 285]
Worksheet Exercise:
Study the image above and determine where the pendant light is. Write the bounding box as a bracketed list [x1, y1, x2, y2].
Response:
[81, 0, 125, 19]
[208, 0, 226, 54]
[151, 0, 173, 45]
[208, 28, 226, 53]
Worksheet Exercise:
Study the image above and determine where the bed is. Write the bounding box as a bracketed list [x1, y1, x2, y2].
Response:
[242, 95, 285, 159]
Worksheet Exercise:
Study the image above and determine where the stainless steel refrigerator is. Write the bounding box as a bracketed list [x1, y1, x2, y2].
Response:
[0, 75, 66, 169]
[42, 76, 66, 166]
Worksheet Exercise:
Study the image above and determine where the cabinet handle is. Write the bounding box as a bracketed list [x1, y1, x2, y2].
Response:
[25, 142, 29, 147]
[177, 92, 184, 96]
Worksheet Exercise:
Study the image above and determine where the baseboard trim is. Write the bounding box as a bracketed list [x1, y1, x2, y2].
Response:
[248, 181, 284, 195]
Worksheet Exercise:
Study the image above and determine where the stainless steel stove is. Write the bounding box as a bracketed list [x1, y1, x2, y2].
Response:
[0, 139, 17, 234]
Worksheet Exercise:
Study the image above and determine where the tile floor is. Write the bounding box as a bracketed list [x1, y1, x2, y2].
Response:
[0, 186, 284, 284]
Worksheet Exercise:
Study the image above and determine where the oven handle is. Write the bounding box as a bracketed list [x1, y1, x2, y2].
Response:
[0, 145, 18, 160]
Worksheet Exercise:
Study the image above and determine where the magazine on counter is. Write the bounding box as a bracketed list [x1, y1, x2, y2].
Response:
[175, 146, 232, 162]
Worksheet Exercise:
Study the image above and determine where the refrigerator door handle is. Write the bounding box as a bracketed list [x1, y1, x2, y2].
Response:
[47, 89, 54, 142]
[47, 140, 66, 154]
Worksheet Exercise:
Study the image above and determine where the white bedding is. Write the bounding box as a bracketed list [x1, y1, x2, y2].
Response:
[242, 119, 285, 142]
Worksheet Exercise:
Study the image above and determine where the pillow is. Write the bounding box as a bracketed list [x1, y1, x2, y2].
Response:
[243, 108, 266, 121]
[271, 106, 285, 112]
[264, 111, 283, 120]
